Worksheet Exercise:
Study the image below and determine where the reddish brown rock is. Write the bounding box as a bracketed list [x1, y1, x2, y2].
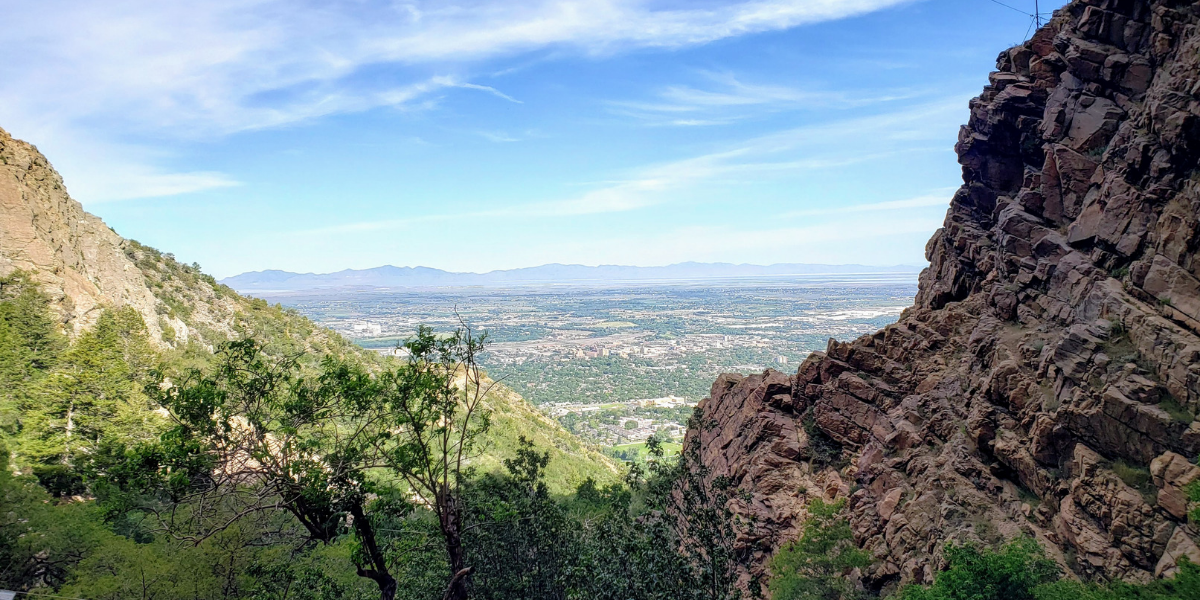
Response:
[688, 0, 1200, 588]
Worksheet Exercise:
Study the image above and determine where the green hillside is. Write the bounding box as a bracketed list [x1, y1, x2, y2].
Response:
[475, 383, 622, 493]
[1, 242, 622, 494]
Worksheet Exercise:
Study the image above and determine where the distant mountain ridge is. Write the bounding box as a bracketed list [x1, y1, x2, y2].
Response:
[221, 262, 924, 292]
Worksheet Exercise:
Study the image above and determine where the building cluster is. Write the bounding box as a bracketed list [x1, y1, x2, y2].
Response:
[485, 332, 777, 366]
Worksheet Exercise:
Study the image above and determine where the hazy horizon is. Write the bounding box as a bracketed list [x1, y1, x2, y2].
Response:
[220, 262, 925, 294]
[227, 259, 927, 277]
[2, 0, 1067, 278]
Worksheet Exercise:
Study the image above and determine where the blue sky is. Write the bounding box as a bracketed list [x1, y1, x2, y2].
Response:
[1, 0, 1064, 278]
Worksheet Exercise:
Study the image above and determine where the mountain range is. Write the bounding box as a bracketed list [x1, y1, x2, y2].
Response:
[221, 262, 924, 292]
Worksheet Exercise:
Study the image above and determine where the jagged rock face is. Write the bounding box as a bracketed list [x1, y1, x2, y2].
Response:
[690, 0, 1200, 589]
[0, 126, 254, 348]
[0, 127, 176, 342]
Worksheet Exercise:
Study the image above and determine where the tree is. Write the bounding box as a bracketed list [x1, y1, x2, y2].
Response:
[0, 445, 110, 591]
[0, 272, 65, 451]
[570, 474, 700, 600]
[898, 536, 1200, 600]
[767, 498, 870, 600]
[372, 324, 495, 600]
[91, 323, 493, 600]
[22, 307, 156, 476]
[460, 436, 575, 600]
[898, 537, 1060, 600]
[642, 407, 763, 600]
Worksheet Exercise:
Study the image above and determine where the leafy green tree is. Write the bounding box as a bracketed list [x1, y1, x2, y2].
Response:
[460, 436, 575, 600]
[0, 445, 111, 591]
[0, 272, 65, 372]
[0, 273, 65, 448]
[898, 538, 1061, 600]
[768, 498, 870, 600]
[569, 467, 705, 600]
[21, 306, 157, 482]
[374, 324, 495, 600]
[1032, 561, 1199, 600]
[91, 324, 491, 600]
[900, 536, 1200, 600]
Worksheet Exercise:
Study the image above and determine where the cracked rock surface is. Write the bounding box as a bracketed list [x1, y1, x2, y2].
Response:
[688, 0, 1200, 590]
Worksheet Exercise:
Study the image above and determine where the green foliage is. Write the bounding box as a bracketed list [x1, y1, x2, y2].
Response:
[466, 382, 622, 495]
[571, 495, 700, 600]
[1110, 460, 1157, 504]
[639, 409, 764, 599]
[891, 538, 1200, 600]
[898, 538, 1060, 600]
[0, 445, 113, 591]
[768, 498, 870, 600]
[60, 526, 371, 600]
[91, 325, 496, 600]
[1159, 396, 1195, 424]
[1033, 560, 1200, 600]
[19, 306, 159, 475]
[803, 414, 846, 471]
[0, 272, 66, 444]
[460, 437, 576, 600]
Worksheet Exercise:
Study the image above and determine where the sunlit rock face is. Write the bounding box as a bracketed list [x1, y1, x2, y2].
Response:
[0, 126, 170, 341]
[688, 0, 1200, 590]
[0, 126, 274, 349]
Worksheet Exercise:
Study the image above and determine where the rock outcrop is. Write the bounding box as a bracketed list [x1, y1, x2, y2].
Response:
[690, 0, 1200, 589]
[0, 127, 178, 342]
[0, 126, 318, 350]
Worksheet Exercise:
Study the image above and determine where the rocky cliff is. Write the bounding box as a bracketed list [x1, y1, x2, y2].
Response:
[0, 127, 174, 342]
[691, 0, 1200, 590]
[0, 126, 344, 352]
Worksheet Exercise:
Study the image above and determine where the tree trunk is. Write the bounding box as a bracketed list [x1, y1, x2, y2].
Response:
[438, 487, 470, 600]
[349, 501, 398, 600]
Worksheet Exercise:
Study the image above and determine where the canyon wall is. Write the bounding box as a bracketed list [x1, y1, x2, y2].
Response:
[690, 0, 1200, 589]
[1, 126, 295, 349]
[0, 127, 177, 342]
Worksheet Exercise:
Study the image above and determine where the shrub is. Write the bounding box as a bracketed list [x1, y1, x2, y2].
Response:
[768, 498, 870, 600]
[898, 537, 1059, 600]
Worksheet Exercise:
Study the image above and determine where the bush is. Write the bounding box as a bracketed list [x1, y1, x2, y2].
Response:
[768, 498, 870, 600]
[900, 537, 1200, 600]
[898, 537, 1059, 600]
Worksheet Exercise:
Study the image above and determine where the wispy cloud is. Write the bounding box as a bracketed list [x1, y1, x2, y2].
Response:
[85, 170, 241, 203]
[297, 97, 963, 236]
[610, 71, 929, 125]
[0, 0, 915, 202]
[781, 188, 956, 217]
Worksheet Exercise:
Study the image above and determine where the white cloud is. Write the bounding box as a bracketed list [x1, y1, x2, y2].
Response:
[610, 71, 928, 125]
[1, 0, 913, 137]
[781, 188, 956, 217]
[80, 169, 241, 204]
[0, 0, 915, 202]
[296, 97, 964, 235]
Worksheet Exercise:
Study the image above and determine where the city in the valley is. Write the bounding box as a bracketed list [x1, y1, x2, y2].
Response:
[258, 273, 918, 456]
